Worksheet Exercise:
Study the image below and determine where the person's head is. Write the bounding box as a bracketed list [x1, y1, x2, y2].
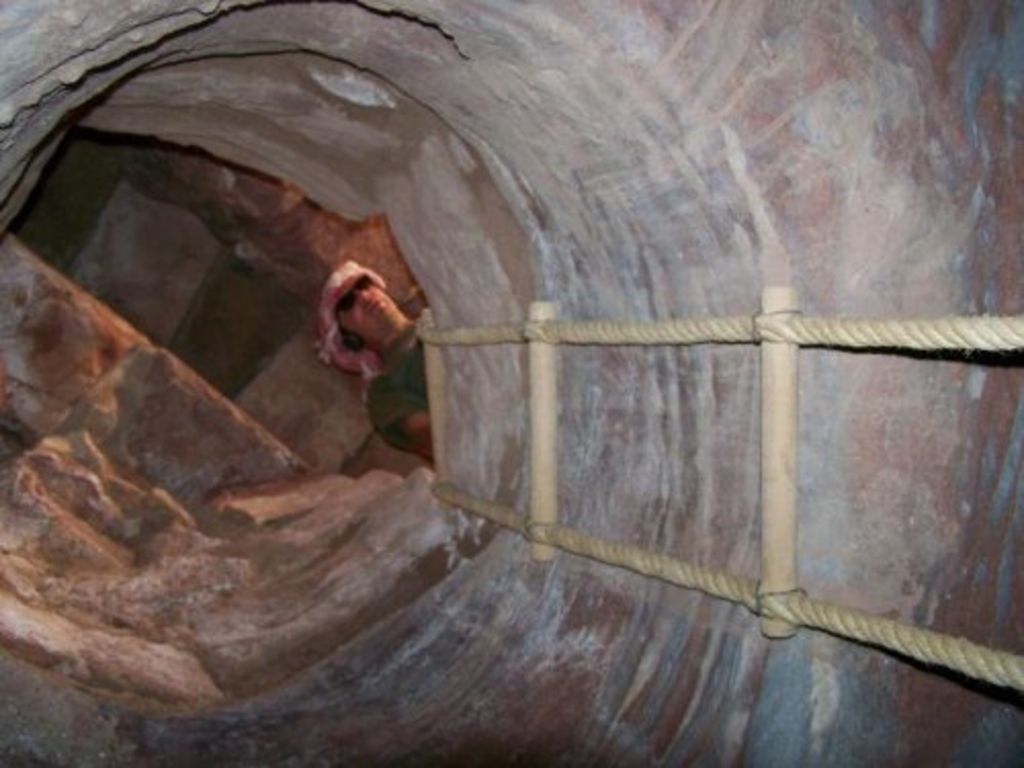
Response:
[316, 261, 411, 378]
[333, 274, 411, 354]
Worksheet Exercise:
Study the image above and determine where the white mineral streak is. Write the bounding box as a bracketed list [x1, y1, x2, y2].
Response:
[722, 123, 789, 286]
[809, 655, 841, 759]
[309, 66, 398, 109]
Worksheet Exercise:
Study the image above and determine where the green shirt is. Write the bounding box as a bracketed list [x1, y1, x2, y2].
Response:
[366, 329, 428, 454]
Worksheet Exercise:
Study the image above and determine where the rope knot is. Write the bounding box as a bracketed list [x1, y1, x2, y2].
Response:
[754, 308, 801, 343]
[754, 585, 806, 618]
[525, 520, 555, 542]
[522, 320, 547, 342]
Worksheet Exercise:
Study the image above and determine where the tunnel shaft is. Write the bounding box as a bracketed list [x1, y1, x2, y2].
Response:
[0, 1, 1022, 765]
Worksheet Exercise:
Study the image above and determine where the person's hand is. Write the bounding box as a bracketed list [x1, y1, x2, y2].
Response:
[399, 411, 433, 462]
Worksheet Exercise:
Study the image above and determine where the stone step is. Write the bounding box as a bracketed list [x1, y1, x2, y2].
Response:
[56, 345, 308, 507]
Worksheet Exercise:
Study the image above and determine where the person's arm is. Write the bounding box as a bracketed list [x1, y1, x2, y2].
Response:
[366, 345, 433, 461]
[367, 386, 433, 461]
[396, 410, 433, 461]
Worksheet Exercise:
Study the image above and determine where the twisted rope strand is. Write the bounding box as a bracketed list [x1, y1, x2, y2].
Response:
[758, 315, 1024, 351]
[523, 316, 756, 346]
[433, 482, 527, 532]
[763, 593, 1024, 691]
[419, 322, 525, 346]
[433, 483, 1024, 693]
[420, 313, 1024, 351]
[532, 523, 760, 607]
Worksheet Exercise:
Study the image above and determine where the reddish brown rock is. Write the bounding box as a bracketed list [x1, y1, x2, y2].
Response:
[0, 431, 225, 708]
[211, 471, 363, 525]
[0, 590, 223, 707]
[0, 455, 134, 574]
[70, 181, 223, 345]
[235, 330, 372, 473]
[194, 468, 463, 695]
[57, 346, 307, 505]
[121, 149, 421, 309]
[0, 451, 468, 709]
[0, 235, 147, 439]
[0, 431, 198, 577]
[340, 431, 431, 478]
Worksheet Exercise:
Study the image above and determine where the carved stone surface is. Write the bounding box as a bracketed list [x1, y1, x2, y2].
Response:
[0, 235, 147, 439]
[126, 152, 423, 310]
[70, 181, 222, 345]
[0, 426, 467, 712]
[56, 346, 307, 505]
[235, 330, 372, 473]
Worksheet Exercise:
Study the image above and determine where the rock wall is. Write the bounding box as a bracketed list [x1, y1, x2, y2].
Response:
[0, 234, 465, 723]
[0, 1, 1021, 765]
[0, 237, 147, 440]
[12, 137, 424, 473]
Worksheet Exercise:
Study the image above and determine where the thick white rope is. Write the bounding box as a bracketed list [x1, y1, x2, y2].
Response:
[420, 313, 1024, 352]
[531, 521, 760, 608]
[758, 315, 1024, 351]
[434, 482, 528, 533]
[419, 322, 525, 346]
[764, 593, 1024, 691]
[524, 316, 756, 345]
[433, 483, 757, 604]
[433, 483, 1024, 693]
[424, 305, 1024, 690]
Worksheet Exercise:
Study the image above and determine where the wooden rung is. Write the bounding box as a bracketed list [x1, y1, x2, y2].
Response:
[759, 286, 800, 638]
[421, 310, 449, 483]
[529, 301, 559, 562]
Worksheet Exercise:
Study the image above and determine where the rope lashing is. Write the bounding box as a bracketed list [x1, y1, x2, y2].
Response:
[422, 298, 1024, 692]
[420, 313, 1024, 352]
[433, 483, 1024, 692]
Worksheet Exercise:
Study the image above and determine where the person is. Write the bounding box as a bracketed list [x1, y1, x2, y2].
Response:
[317, 261, 432, 461]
